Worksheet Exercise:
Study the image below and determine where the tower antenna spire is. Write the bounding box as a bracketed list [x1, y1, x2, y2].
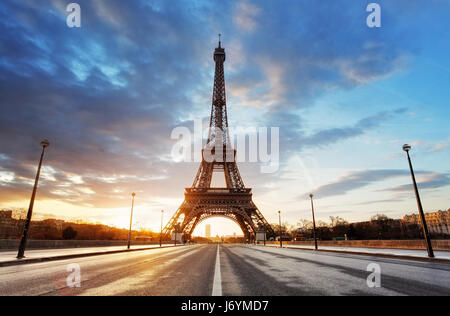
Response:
[218, 33, 221, 48]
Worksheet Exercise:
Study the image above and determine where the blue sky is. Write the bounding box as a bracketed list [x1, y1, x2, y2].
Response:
[0, 0, 449, 236]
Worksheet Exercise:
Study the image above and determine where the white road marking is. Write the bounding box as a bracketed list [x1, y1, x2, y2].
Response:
[212, 244, 222, 296]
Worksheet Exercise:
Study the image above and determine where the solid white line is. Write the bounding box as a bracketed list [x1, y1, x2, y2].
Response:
[212, 244, 222, 296]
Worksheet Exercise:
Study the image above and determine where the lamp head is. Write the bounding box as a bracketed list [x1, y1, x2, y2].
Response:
[41, 139, 50, 148]
[402, 144, 411, 152]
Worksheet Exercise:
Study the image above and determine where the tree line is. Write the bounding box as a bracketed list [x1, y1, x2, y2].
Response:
[269, 214, 449, 241]
[0, 209, 156, 240]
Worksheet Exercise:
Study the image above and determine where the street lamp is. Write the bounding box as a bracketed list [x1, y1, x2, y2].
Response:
[174, 223, 178, 247]
[309, 194, 318, 250]
[127, 193, 136, 250]
[160, 210, 164, 247]
[278, 210, 282, 248]
[17, 139, 50, 259]
[403, 144, 434, 258]
[264, 225, 266, 246]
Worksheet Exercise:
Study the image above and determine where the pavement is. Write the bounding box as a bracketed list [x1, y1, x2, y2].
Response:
[0, 244, 178, 266]
[263, 244, 450, 261]
[0, 244, 449, 296]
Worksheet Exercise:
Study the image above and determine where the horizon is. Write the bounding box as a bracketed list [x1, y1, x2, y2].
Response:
[2, 208, 448, 238]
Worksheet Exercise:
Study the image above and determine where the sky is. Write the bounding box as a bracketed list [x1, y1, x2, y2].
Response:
[0, 0, 449, 237]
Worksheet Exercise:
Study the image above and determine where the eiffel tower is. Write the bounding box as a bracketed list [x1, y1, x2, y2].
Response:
[163, 37, 274, 242]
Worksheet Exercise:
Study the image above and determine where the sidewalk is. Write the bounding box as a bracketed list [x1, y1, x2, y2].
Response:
[262, 244, 450, 262]
[0, 244, 178, 267]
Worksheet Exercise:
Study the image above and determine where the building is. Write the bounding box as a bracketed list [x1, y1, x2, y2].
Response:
[0, 210, 21, 238]
[205, 224, 211, 238]
[402, 209, 449, 235]
[41, 219, 65, 232]
[0, 210, 13, 220]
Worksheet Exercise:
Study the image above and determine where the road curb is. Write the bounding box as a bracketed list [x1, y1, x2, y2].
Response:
[0, 245, 181, 268]
[255, 245, 450, 264]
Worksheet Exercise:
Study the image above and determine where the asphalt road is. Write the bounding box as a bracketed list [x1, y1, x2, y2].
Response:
[0, 244, 449, 296]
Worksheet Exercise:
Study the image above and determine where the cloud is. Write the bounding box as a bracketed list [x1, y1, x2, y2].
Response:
[0, 0, 215, 207]
[406, 140, 449, 154]
[233, 1, 261, 32]
[381, 173, 450, 192]
[429, 143, 449, 153]
[301, 109, 407, 147]
[225, 0, 418, 112]
[306, 169, 450, 200]
[351, 198, 404, 206]
[306, 169, 411, 199]
[260, 107, 406, 161]
[0, 0, 444, 214]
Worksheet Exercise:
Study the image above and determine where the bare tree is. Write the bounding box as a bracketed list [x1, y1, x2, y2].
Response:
[12, 208, 27, 220]
[297, 219, 313, 229]
[330, 216, 348, 227]
[371, 214, 390, 222]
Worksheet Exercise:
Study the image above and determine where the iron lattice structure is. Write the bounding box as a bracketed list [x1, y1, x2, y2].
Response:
[163, 39, 274, 241]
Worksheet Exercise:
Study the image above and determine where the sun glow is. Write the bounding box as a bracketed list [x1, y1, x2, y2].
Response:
[192, 217, 244, 237]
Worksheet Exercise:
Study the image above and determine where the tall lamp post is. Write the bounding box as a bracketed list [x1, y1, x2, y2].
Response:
[174, 223, 178, 247]
[403, 144, 434, 258]
[160, 210, 164, 247]
[174, 229, 177, 246]
[127, 193, 136, 250]
[263, 225, 266, 246]
[17, 139, 50, 259]
[278, 210, 282, 248]
[309, 194, 318, 250]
